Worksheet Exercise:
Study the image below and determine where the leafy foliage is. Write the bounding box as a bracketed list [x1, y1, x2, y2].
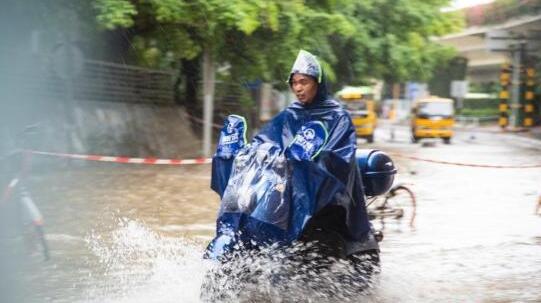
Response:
[94, 0, 137, 29]
[91, 0, 463, 87]
[332, 0, 462, 85]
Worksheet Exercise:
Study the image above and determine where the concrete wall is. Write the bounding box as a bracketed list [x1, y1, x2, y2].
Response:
[70, 101, 202, 158]
[2, 100, 203, 160]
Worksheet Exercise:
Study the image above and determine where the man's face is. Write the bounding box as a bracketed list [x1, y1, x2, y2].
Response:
[290, 73, 318, 104]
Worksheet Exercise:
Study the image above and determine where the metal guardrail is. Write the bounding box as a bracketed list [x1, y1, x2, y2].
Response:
[0, 52, 177, 105]
[0, 49, 260, 135]
[455, 115, 499, 127]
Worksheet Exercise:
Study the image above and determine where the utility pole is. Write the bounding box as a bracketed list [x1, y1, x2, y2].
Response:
[486, 30, 540, 129]
[510, 43, 522, 128]
[202, 47, 215, 158]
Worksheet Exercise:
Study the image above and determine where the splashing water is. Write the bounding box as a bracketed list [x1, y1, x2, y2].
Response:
[80, 219, 390, 303]
[75, 216, 541, 303]
[200, 241, 381, 303]
[82, 218, 210, 303]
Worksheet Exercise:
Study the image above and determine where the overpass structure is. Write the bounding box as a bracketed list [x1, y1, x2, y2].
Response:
[436, 12, 541, 84]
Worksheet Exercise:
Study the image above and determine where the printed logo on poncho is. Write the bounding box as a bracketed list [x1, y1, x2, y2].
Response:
[226, 121, 235, 134]
[221, 125, 239, 144]
[288, 121, 328, 161]
[216, 115, 247, 159]
[303, 128, 315, 140]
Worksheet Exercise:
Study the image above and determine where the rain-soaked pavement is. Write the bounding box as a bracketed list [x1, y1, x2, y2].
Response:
[7, 123, 541, 303]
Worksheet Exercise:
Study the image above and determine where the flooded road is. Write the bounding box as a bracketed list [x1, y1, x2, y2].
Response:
[12, 125, 541, 302]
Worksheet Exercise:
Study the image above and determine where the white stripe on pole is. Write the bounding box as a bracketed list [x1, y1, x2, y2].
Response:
[9, 178, 19, 188]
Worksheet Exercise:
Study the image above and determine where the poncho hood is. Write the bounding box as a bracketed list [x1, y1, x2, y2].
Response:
[287, 50, 330, 107]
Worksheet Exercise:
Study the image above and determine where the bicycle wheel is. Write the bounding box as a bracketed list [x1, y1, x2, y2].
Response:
[382, 184, 416, 227]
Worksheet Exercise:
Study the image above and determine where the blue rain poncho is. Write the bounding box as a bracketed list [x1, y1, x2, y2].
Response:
[207, 50, 370, 258]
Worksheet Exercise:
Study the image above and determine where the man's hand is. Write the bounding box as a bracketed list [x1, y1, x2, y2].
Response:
[215, 115, 248, 159]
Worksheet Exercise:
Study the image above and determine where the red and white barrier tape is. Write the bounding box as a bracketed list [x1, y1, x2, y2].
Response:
[27, 150, 541, 169]
[30, 151, 212, 165]
[390, 153, 541, 169]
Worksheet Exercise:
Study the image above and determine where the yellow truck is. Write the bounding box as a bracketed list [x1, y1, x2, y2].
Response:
[336, 86, 377, 143]
[410, 96, 454, 144]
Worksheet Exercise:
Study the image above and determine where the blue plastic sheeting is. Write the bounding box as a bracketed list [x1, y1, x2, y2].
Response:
[220, 142, 289, 230]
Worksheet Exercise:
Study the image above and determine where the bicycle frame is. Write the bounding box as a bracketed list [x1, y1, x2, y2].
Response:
[366, 183, 417, 230]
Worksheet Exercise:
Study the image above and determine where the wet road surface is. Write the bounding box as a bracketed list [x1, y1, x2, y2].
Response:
[8, 123, 541, 302]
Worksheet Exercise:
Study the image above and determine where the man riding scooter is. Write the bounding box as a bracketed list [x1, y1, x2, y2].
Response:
[203, 50, 396, 300]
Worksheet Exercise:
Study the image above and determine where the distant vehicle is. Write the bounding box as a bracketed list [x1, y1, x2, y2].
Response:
[411, 96, 455, 144]
[337, 86, 377, 143]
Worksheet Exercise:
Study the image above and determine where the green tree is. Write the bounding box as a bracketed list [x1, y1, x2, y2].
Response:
[331, 0, 462, 87]
[92, 0, 463, 89]
[92, 0, 354, 80]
